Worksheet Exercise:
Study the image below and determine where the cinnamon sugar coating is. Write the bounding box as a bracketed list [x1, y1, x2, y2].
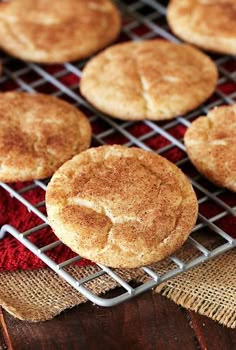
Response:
[184, 104, 236, 192]
[167, 0, 236, 55]
[0, 92, 91, 182]
[46, 145, 198, 268]
[80, 40, 217, 121]
[0, 0, 121, 63]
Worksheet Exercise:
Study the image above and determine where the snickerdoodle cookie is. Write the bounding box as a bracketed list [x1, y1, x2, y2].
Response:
[0, 92, 91, 182]
[80, 40, 218, 121]
[46, 145, 198, 268]
[184, 104, 236, 192]
[167, 0, 236, 55]
[0, 0, 121, 63]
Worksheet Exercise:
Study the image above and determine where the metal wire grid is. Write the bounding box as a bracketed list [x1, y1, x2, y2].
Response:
[0, 0, 235, 306]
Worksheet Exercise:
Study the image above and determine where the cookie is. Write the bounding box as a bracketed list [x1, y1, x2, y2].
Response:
[80, 40, 218, 121]
[0, 92, 91, 182]
[167, 0, 236, 55]
[0, 0, 121, 63]
[184, 105, 236, 192]
[46, 145, 198, 268]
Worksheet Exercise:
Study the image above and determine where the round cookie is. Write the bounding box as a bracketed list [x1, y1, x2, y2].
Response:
[46, 145, 198, 268]
[0, 92, 91, 182]
[0, 0, 121, 63]
[167, 0, 236, 55]
[80, 40, 218, 121]
[184, 105, 236, 192]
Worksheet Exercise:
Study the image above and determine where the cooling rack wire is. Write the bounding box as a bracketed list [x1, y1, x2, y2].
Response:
[0, 0, 235, 306]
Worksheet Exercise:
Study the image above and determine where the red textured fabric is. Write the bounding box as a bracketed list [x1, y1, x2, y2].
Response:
[0, 185, 92, 271]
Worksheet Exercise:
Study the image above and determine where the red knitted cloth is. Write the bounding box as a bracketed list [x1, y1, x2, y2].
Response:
[0, 184, 92, 271]
[0, 123, 235, 271]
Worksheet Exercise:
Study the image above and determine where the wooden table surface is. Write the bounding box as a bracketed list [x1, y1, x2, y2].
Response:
[0, 289, 235, 350]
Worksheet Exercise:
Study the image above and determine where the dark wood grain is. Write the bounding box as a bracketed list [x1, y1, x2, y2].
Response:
[2, 291, 236, 350]
[0, 326, 7, 350]
[189, 311, 236, 350]
[0, 307, 12, 350]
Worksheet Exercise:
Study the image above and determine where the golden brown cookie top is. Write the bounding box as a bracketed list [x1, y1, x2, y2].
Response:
[0, 0, 121, 63]
[167, 0, 236, 54]
[46, 145, 198, 268]
[0, 92, 91, 182]
[184, 104, 236, 191]
[80, 40, 217, 121]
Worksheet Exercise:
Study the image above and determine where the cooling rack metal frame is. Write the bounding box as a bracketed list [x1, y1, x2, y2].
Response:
[0, 0, 235, 307]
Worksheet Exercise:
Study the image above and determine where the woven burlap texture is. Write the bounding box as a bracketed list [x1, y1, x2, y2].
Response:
[0, 239, 235, 328]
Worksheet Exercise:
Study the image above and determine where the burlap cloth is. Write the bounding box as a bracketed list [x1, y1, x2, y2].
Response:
[0, 236, 235, 328]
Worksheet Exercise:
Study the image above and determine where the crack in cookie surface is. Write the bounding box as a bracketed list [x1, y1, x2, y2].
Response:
[46, 145, 198, 268]
[0, 92, 91, 182]
[167, 0, 236, 54]
[184, 105, 236, 191]
[80, 40, 217, 120]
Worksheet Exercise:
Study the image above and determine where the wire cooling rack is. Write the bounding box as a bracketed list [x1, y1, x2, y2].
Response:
[0, 0, 235, 307]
